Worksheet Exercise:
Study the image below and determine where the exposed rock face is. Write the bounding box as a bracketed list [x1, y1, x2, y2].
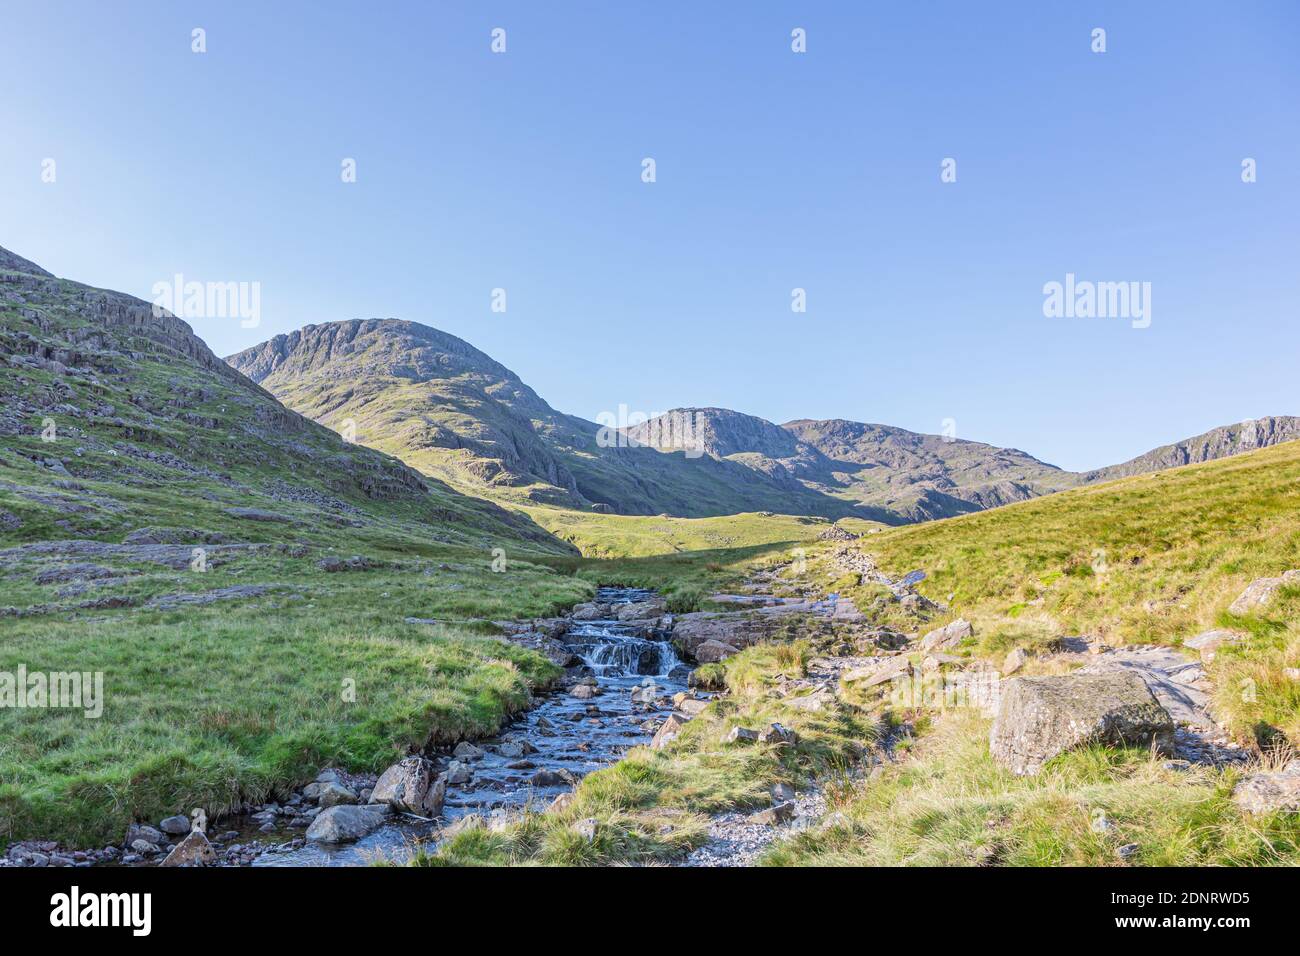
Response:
[1082, 417, 1300, 484]
[989, 672, 1175, 776]
[694, 639, 741, 664]
[1227, 570, 1300, 615]
[369, 757, 446, 816]
[1183, 629, 1244, 662]
[919, 619, 973, 652]
[305, 803, 391, 843]
[1233, 760, 1300, 814]
[672, 611, 783, 661]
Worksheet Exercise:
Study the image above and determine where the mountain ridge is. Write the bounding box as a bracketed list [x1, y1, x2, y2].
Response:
[227, 315, 1297, 524]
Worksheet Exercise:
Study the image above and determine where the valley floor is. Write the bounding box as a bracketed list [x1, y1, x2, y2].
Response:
[4, 442, 1300, 867]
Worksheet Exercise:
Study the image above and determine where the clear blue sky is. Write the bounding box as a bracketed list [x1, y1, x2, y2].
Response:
[3, 1, 1297, 472]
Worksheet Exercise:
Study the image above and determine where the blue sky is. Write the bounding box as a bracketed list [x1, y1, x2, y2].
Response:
[3, 1, 1297, 472]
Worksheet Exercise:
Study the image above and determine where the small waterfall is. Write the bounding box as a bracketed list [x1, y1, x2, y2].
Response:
[584, 632, 681, 677]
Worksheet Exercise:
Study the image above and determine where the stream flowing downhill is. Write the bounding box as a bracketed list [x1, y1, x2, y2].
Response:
[253, 587, 689, 866]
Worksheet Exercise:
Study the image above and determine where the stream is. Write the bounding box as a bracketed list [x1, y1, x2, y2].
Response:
[251, 587, 689, 866]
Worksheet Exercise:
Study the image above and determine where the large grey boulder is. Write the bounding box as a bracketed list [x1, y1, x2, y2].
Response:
[989, 672, 1174, 775]
[672, 611, 781, 661]
[159, 829, 215, 866]
[694, 639, 740, 664]
[305, 803, 391, 843]
[1233, 760, 1300, 815]
[616, 599, 666, 622]
[370, 757, 446, 816]
[920, 619, 973, 652]
[1228, 570, 1300, 615]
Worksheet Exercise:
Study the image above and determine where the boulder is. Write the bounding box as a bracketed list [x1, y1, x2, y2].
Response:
[750, 802, 795, 826]
[125, 824, 164, 848]
[305, 804, 391, 843]
[159, 830, 214, 867]
[159, 814, 191, 836]
[528, 768, 577, 788]
[920, 619, 973, 652]
[843, 655, 912, 688]
[569, 684, 598, 700]
[677, 697, 710, 717]
[452, 742, 485, 760]
[694, 639, 741, 664]
[1183, 629, 1244, 662]
[1003, 647, 1030, 676]
[1228, 570, 1300, 615]
[651, 714, 689, 750]
[672, 611, 781, 660]
[370, 757, 447, 816]
[445, 761, 472, 785]
[758, 723, 798, 747]
[1232, 760, 1300, 815]
[724, 726, 760, 744]
[317, 782, 358, 808]
[989, 672, 1175, 776]
[616, 600, 666, 622]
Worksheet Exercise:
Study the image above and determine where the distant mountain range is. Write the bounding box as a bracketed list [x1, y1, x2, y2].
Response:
[226, 316, 1300, 523]
[3, 242, 1290, 534]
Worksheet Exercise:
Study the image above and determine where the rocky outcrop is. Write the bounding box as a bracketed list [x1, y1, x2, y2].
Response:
[919, 619, 973, 652]
[1233, 760, 1300, 814]
[672, 611, 783, 661]
[1082, 417, 1300, 484]
[1227, 570, 1300, 615]
[989, 672, 1175, 775]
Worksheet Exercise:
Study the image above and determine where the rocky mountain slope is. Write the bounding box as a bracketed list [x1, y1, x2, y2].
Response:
[1079, 416, 1300, 484]
[228, 321, 889, 521]
[230, 318, 1298, 526]
[626, 410, 1076, 522]
[0, 246, 566, 554]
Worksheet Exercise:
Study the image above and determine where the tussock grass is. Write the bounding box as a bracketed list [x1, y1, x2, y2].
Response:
[763, 712, 1300, 867]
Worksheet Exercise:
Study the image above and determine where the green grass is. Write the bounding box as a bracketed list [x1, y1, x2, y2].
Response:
[0, 547, 591, 848]
[521, 507, 829, 559]
[762, 712, 1300, 866]
[815, 440, 1300, 745]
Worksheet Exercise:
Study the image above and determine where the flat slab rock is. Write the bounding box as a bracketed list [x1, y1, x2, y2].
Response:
[990, 671, 1175, 776]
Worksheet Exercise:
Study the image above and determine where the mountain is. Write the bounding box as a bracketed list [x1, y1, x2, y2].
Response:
[625, 410, 1075, 522]
[227, 320, 887, 521]
[230, 318, 1299, 526]
[0, 246, 567, 553]
[1079, 416, 1300, 485]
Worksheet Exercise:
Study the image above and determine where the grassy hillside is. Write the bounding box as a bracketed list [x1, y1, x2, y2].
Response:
[813, 438, 1300, 744]
[521, 507, 833, 559]
[0, 251, 589, 848]
[228, 320, 878, 520]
